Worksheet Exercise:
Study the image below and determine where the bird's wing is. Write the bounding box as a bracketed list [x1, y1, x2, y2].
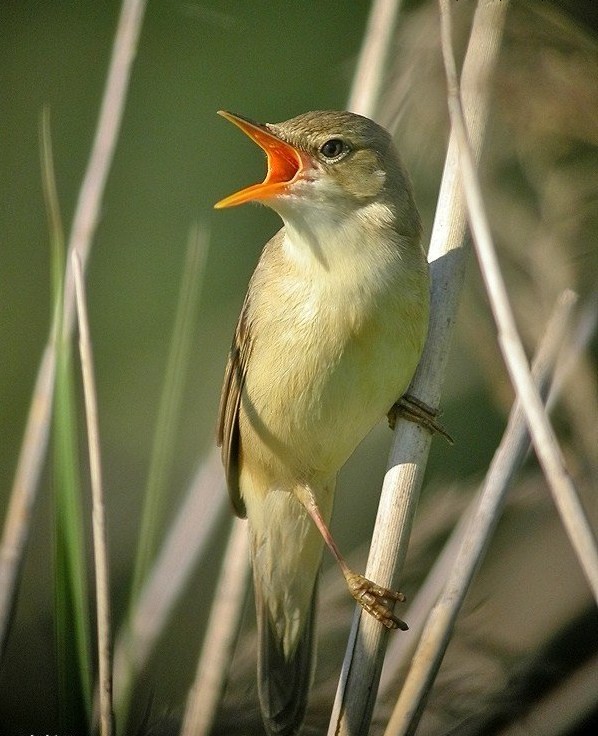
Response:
[217, 290, 252, 518]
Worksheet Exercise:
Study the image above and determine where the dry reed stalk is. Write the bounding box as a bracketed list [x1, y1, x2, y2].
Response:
[73, 252, 114, 736]
[329, 2, 509, 734]
[438, 0, 598, 602]
[379, 296, 598, 707]
[383, 289, 578, 735]
[348, 0, 403, 118]
[180, 518, 250, 736]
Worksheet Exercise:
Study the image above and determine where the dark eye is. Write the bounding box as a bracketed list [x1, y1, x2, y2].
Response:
[319, 138, 347, 159]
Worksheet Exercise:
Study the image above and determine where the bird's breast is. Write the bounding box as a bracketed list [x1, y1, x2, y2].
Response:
[239, 243, 428, 485]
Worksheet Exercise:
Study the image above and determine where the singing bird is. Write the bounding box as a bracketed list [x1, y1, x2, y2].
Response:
[215, 110, 429, 735]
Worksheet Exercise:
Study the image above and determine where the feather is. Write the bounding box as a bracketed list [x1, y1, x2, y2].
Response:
[256, 580, 317, 736]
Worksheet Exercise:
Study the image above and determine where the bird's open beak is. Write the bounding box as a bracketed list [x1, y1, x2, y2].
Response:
[214, 111, 307, 208]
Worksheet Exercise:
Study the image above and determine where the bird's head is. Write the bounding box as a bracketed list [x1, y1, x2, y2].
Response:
[214, 110, 417, 230]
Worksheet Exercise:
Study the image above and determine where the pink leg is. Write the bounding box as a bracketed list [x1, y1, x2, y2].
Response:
[295, 485, 408, 631]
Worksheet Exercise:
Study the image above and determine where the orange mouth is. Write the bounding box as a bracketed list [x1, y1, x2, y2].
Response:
[214, 111, 306, 208]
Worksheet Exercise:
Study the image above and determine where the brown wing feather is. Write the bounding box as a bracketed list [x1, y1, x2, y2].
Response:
[217, 230, 284, 518]
[216, 293, 252, 518]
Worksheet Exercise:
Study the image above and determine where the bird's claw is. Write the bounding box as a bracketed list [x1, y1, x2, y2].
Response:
[345, 572, 408, 631]
[388, 394, 454, 444]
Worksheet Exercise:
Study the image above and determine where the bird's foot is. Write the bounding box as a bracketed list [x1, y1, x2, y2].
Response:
[388, 394, 454, 444]
[345, 571, 408, 631]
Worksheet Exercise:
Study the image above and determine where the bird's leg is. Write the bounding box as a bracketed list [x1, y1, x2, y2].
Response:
[388, 394, 454, 444]
[295, 485, 408, 631]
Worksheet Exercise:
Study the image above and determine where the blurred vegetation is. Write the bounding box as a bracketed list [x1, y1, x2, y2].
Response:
[1, 1, 597, 734]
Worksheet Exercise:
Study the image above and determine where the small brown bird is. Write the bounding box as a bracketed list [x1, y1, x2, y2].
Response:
[215, 110, 429, 735]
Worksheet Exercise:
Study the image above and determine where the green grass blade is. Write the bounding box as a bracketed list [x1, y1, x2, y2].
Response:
[131, 224, 209, 601]
[41, 108, 93, 730]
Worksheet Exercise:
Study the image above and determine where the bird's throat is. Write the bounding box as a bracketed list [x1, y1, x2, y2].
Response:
[280, 199, 402, 280]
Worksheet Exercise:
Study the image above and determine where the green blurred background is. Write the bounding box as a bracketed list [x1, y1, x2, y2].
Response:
[1, 1, 597, 733]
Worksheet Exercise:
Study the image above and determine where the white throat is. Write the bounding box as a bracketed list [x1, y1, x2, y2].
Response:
[278, 197, 399, 278]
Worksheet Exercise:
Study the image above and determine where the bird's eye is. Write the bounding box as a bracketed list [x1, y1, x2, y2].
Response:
[319, 138, 347, 160]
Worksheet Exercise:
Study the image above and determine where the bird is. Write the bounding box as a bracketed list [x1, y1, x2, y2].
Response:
[215, 110, 430, 736]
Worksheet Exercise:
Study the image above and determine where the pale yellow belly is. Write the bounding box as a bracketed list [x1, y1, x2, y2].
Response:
[238, 291, 426, 489]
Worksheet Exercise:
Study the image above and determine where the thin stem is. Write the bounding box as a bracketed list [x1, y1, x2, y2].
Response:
[384, 289, 578, 735]
[0, 109, 63, 662]
[328, 2, 509, 733]
[62, 0, 148, 335]
[73, 252, 114, 736]
[130, 225, 209, 605]
[438, 0, 598, 603]
[180, 519, 250, 736]
[348, 0, 403, 118]
[380, 292, 597, 698]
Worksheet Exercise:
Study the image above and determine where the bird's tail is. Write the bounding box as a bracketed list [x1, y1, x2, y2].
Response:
[248, 485, 331, 736]
[256, 581, 317, 736]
